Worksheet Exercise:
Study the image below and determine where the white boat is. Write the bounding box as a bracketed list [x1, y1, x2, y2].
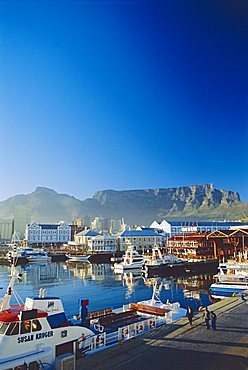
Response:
[144, 246, 183, 267]
[143, 246, 165, 266]
[66, 254, 90, 262]
[0, 262, 94, 369]
[114, 245, 145, 272]
[210, 262, 248, 298]
[7, 247, 52, 263]
[132, 281, 187, 322]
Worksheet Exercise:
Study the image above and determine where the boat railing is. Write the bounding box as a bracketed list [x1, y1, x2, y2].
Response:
[81, 315, 169, 355]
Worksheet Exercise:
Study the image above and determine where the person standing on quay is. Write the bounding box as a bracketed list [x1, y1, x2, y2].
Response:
[210, 311, 217, 330]
[202, 307, 210, 329]
[186, 305, 194, 325]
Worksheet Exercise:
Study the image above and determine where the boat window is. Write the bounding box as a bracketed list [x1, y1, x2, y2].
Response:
[14, 365, 27, 370]
[6, 322, 20, 336]
[20, 320, 31, 334]
[31, 319, 42, 332]
[0, 322, 9, 334]
[29, 361, 39, 370]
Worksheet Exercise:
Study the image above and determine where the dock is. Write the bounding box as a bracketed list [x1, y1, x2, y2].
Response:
[77, 296, 248, 370]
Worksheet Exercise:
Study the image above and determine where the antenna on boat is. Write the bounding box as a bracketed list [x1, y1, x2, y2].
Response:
[151, 281, 163, 305]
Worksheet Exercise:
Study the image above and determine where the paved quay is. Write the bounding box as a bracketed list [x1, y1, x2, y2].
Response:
[77, 297, 248, 370]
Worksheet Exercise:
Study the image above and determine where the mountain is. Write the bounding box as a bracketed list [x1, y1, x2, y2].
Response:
[0, 184, 247, 225]
[0, 187, 84, 223]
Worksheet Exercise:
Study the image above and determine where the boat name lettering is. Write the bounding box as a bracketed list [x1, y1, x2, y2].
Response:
[17, 334, 34, 343]
[17, 331, 53, 343]
[36, 331, 53, 339]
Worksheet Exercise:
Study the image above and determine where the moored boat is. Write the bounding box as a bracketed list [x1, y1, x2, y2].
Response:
[0, 262, 94, 369]
[144, 246, 183, 267]
[114, 245, 145, 272]
[66, 253, 90, 262]
[7, 247, 52, 263]
[210, 262, 248, 298]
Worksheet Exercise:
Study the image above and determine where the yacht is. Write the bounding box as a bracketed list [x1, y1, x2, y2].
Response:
[114, 245, 145, 272]
[144, 246, 182, 266]
[210, 262, 248, 298]
[7, 247, 52, 263]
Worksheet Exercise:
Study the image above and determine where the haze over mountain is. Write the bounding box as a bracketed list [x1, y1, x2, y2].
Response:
[0, 184, 247, 225]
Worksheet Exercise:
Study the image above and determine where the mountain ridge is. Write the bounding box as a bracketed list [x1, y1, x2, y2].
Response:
[0, 184, 247, 225]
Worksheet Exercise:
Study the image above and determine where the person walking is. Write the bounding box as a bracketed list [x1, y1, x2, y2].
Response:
[202, 307, 210, 329]
[210, 311, 217, 330]
[186, 305, 194, 325]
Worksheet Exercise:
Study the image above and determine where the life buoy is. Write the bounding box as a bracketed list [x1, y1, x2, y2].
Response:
[136, 323, 144, 334]
[149, 319, 156, 329]
[96, 334, 105, 348]
[121, 326, 129, 340]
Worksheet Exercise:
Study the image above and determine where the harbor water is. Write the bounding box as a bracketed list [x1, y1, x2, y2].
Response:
[0, 262, 214, 317]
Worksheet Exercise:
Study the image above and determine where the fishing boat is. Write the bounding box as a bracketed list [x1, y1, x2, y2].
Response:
[0, 261, 94, 369]
[7, 247, 52, 263]
[131, 281, 186, 322]
[114, 245, 145, 272]
[210, 263, 248, 298]
[144, 246, 183, 267]
[66, 253, 90, 262]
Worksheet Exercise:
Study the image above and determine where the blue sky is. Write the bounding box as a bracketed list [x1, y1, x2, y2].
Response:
[0, 0, 247, 202]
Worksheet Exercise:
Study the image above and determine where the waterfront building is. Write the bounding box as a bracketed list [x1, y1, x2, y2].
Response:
[14, 205, 31, 239]
[166, 228, 248, 260]
[166, 233, 214, 259]
[206, 228, 248, 259]
[0, 219, 14, 242]
[119, 229, 164, 252]
[74, 229, 100, 248]
[87, 235, 117, 253]
[150, 220, 248, 237]
[25, 222, 71, 246]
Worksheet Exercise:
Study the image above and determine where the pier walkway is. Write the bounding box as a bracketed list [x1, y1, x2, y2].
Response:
[77, 297, 248, 370]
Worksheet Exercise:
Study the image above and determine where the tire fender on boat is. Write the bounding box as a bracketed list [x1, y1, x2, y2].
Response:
[135, 323, 144, 334]
[149, 319, 156, 329]
[96, 333, 105, 348]
[121, 326, 129, 339]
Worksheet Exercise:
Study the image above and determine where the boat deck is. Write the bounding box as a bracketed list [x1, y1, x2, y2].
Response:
[77, 296, 248, 370]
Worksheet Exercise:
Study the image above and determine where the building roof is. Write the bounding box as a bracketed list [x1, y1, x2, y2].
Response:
[121, 229, 163, 237]
[76, 230, 100, 237]
[167, 221, 248, 227]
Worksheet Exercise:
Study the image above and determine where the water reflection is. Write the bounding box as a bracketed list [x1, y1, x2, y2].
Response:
[0, 262, 215, 317]
[121, 271, 143, 299]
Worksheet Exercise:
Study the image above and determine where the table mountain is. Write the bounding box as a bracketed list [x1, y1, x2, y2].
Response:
[0, 184, 247, 225]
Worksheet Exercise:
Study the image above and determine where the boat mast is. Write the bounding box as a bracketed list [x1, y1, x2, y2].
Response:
[0, 259, 21, 312]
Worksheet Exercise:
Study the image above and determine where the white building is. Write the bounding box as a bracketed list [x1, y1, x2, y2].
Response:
[25, 222, 71, 246]
[110, 219, 125, 234]
[74, 229, 100, 247]
[0, 219, 14, 242]
[87, 235, 117, 253]
[91, 216, 110, 233]
[150, 220, 248, 237]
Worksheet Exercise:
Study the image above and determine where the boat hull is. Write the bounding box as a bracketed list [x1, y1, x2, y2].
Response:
[210, 283, 248, 296]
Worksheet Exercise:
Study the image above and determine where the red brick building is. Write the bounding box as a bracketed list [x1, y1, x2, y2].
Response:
[166, 233, 214, 259]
